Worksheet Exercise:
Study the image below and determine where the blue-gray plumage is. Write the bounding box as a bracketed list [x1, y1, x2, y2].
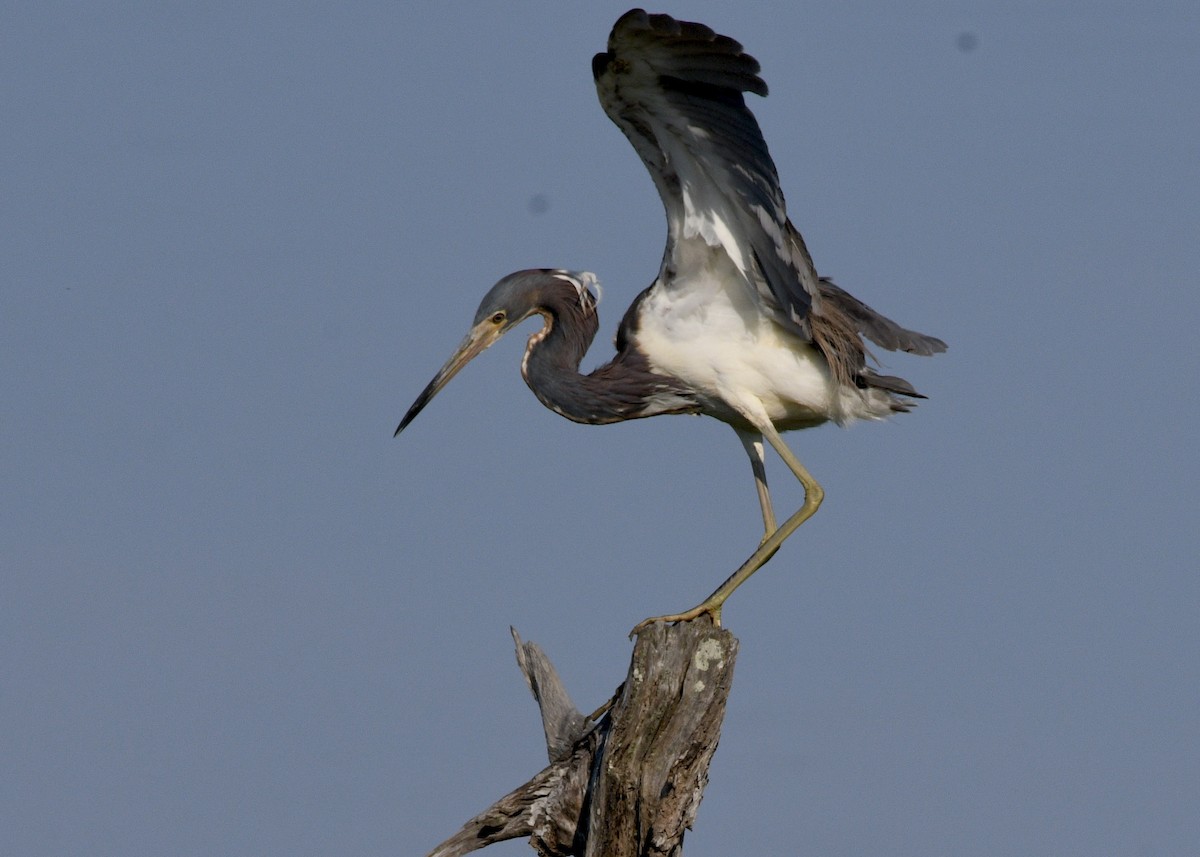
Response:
[396, 10, 946, 634]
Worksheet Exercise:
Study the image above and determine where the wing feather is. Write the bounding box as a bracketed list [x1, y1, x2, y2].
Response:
[593, 9, 819, 339]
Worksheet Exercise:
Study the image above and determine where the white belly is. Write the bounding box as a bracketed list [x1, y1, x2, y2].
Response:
[633, 251, 891, 431]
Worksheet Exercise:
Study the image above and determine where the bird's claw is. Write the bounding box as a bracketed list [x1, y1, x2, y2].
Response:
[629, 603, 722, 639]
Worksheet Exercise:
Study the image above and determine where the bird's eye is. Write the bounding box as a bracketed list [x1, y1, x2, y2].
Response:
[491, 311, 506, 325]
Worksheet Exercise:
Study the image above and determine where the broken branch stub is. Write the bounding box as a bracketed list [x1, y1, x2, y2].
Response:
[424, 619, 737, 857]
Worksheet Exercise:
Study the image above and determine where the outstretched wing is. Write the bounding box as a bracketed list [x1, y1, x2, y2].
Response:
[593, 9, 819, 339]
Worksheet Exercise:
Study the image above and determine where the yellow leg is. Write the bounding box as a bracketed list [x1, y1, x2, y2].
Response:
[631, 424, 823, 637]
[737, 430, 778, 538]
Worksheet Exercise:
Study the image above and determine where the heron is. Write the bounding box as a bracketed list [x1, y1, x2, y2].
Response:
[396, 10, 945, 635]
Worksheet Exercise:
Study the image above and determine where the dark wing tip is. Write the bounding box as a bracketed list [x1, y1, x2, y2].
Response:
[888, 328, 947, 356]
[910, 334, 948, 356]
[591, 50, 611, 80]
[597, 8, 768, 98]
[818, 277, 948, 356]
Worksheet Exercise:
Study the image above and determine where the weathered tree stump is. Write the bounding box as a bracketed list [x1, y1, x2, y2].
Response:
[425, 618, 738, 857]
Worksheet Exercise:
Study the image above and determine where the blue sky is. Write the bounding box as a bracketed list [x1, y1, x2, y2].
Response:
[4, 2, 1198, 854]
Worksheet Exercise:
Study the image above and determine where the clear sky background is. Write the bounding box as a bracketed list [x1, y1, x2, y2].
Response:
[4, 2, 1198, 855]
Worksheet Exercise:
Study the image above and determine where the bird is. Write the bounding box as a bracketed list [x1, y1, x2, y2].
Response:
[395, 9, 946, 635]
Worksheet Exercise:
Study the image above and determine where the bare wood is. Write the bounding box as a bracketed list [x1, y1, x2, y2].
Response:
[424, 619, 737, 857]
[584, 619, 737, 857]
[512, 628, 590, 763]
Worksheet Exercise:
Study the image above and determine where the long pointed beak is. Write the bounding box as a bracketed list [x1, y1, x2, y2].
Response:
[395, 322, 504, 436]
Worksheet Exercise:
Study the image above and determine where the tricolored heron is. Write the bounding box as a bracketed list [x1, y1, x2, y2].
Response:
[397, 10, 945, 635]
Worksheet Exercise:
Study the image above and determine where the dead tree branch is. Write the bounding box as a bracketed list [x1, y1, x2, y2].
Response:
[425, 619, 737, 857]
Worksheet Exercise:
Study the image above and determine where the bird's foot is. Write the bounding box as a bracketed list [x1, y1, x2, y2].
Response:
[629, 601, 722, 639]
[586, 695, 615, 723]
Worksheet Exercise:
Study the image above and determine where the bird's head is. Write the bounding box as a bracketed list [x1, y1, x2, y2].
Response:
[395, 269, 599, 436]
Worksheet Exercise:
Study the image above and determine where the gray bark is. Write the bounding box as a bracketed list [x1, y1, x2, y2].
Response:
[424, 618, 738, 857]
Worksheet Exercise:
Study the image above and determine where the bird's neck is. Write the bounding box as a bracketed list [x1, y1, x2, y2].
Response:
[519, 293, 697, 425]
[519, 300, 620, 424]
